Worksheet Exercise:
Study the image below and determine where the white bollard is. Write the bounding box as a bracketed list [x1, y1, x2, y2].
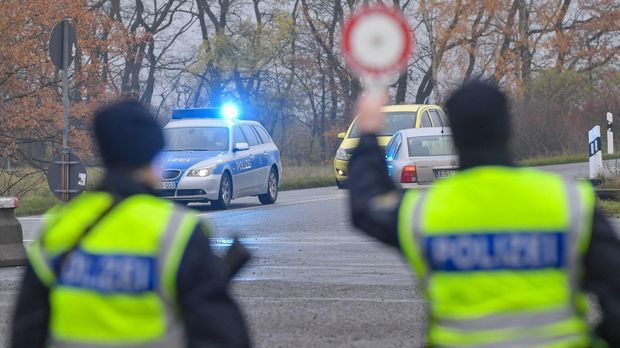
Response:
[589, 126, 603, 179]
[607, 112, 614, 155]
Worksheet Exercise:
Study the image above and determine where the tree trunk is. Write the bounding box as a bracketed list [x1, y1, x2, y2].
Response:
[141, 40, 157, 105]
[395, 70, 408, 103]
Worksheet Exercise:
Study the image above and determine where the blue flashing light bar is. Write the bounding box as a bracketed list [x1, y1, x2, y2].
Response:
[172, 107, 220, 120]
[172, 105, 241, 120]
[221, 103, 239, 120]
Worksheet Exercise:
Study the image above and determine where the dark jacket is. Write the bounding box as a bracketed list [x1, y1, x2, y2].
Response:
[349, 134, 620, 347]
[11, 172, 250, 348]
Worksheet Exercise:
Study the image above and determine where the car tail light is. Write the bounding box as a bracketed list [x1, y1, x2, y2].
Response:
[401, 165, 417, 183]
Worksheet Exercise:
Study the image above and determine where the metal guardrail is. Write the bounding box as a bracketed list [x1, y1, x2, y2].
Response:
[595, 189, 620, 201]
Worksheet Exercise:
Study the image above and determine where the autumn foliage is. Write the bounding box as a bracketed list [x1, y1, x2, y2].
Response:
[0, 0, 132, 165]
[1, 0, 620, 196]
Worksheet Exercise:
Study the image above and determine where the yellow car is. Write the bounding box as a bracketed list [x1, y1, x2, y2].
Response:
[334, 104, 448, 189]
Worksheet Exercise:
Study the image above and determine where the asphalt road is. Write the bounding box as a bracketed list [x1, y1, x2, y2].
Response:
[0, 160, 617, 347]
[536, 159, 620, 178]
[2, 187, 424, 347]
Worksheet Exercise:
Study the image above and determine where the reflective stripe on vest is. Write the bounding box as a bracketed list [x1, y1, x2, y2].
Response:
[436, 306, 574, 332]
[49, 337, 181, 348]
[435, 333, 587, 348]
[28, 193, 199, 348]
[398, 168, 594, 348]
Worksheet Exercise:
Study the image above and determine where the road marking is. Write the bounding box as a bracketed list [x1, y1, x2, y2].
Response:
[252, 265, 409, 273]
[211, 240, 376, 247]
[241, 296, 423, 304]
[18, 217, 45, 221]
[197, 195, 344, 217]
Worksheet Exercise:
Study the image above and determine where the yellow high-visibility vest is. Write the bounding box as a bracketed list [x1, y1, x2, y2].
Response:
[398, 166, 595, 347]
[28, 192, 200, 347]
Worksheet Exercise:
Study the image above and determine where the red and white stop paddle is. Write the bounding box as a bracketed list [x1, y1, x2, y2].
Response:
[342, 6, 415, 94]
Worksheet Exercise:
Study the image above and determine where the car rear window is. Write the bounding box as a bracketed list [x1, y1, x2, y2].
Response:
[349, 111, 417, 138]
[428, 110, 442, 126]
[407, 135, 455, 157]
[420, 112, 432, 127]
[385, 134, 402, 161]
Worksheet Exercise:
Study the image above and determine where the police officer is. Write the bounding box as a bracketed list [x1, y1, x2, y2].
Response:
[348, 80, 620, 347]
[11, 101, 250, 347]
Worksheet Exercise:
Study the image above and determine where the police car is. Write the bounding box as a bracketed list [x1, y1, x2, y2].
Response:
[156, 105, 282, 210]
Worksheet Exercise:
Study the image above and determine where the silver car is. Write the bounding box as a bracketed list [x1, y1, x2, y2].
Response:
[385, 127, 458, 188]
[157, 108, 282, 210]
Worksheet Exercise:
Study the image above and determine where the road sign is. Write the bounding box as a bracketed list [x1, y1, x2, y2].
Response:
[47, 152, 87, 202]
[49, 18, 77, 70]
[342, 6, 414, 80]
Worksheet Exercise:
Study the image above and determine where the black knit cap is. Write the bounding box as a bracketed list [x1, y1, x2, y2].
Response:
[93, 100, 164, 169]
[445, 80, 511, 151]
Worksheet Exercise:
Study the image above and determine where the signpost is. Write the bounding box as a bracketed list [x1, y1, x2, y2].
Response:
[589, 126, 603, 179]
[341, 6, 414, 93]
[607, 112, 614, 155]
[49, 18, 76, 150]
[48, 18, 79, 202]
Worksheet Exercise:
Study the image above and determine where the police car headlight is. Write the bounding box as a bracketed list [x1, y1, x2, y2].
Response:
[335, 147, 350, 161]
[187, 164, 217, 177]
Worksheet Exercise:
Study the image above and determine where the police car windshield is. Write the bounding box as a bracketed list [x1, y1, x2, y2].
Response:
[408, 135, 455, 157]
[163, 127, 229, 152]
[349, 112, 417, 138]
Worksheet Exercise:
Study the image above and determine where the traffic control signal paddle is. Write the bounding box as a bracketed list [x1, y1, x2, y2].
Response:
[342, 5, 415, 94]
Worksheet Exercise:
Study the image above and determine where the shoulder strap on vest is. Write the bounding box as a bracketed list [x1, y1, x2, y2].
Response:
[398, 189, 428, 285]
[49, 196, 123, 278]
[28, 195, 121, 286]
[563, 178, 595, 314]
[157, 206, 198, 306]
[411, 190, 430, 287]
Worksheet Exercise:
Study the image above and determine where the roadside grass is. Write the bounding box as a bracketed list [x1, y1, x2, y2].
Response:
[8, 168, 104, 217]
[7, 165, 334, 216]
[16, 191, 60, 217]
[280, 164, 334, 191]
[598, 200, 620, 217]
[519, 154, 587, 167]
[519, 153, 620, 167]
[12, 160, 620, 217]
[592, 178, 620, 217]
[595, 177, 620, 189]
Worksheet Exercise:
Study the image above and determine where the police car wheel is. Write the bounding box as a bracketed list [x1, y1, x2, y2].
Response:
[212, 173, 232, 210]
[258, 168, 278, 205]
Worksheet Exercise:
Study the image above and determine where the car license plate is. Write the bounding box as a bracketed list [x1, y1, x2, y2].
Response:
[157, 181, 177, 190]
[434, 169, 454, 179]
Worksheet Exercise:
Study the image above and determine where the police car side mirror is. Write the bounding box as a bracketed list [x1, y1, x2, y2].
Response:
[234, 142, 250, 152]
[337, 132, 346, 139]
